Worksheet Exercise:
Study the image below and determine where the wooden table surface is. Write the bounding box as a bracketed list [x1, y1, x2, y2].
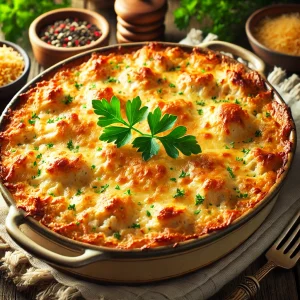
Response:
[0, 1, 299, 299]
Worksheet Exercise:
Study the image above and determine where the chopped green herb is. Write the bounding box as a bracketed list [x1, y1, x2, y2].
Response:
[76, 189, 83, 196]
[131, 223, 140, 229]
[48, 192, 56, 197]
[173, 188, 185, 198]
[95, 184, 109, 194]
[74, 82, 83, 90]
[196, 101, 205, 106]
[236, 189, 248, 198]
[33, 161, 37, 167]
[97, 147, 102, 151]
[255, 130, 262, 137]
[67, 140, 75, 151]
[82, 105, 87, 108]
[195, 194, 205, 205]
[113, 232, 121, 240]
[170, 177, 177, 182]
[124, 189, 132, 195]
[106, 77, 119, 83]
[28, 119, 36, 125]
[178, 91, 184, 95]
[34, 146, 39, 151]
[186, 62, 190, 66]
[75, 71, 81, 76]
[241, 148, 250, 155]
[67, 204, 76, 212]
[91, 165, 96, 170]
[63, 95, 73, 105]
[169, 83, 176, 88]
[265, 112, 271, 118]
[227, 166, 235, 179]
[194, 210, 201, 215]
[89, 83, 96, 89]
[146, 210, 151, 217]
[236, 157, 246, 164]
[157, 88, 162, 94]
[47, 119, 54, 124]
[115, 185, 120, 190]
[235, 99, 241, 105]
[201, 69, 206, 73]
[179, 170, 190, 178]
[76, 221, 80, 226]
[150, 204, 154, 208]
[31, 169, 41, 179]
[197, 109, 203, 115]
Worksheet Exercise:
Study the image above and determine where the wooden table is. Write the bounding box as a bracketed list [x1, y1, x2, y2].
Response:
[0, 1, 299, 299]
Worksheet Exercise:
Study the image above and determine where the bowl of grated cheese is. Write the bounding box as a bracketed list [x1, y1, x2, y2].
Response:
[0, 40, 30, 113]
[246, 4, 300, 72]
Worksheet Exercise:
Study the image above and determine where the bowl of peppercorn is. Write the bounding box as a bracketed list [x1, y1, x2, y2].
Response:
[29, 8, 109, 68]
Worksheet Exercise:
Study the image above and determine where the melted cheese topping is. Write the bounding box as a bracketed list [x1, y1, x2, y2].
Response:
[0, 43, 294, 249]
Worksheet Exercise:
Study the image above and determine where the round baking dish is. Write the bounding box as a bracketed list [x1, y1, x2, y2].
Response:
[0, 42, 296, 283]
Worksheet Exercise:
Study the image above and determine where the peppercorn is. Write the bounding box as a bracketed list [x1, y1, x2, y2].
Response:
[39, 18, 102, 48]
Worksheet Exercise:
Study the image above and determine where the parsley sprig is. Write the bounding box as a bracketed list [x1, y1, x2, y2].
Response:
[92, 96, 201, 161]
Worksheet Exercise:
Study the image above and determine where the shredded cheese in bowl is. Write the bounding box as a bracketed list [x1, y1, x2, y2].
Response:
[0, 45, 25, 87]
[254, 13, 300, 56]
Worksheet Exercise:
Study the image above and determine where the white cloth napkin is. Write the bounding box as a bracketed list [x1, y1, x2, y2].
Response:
[0, 31, 300, 300]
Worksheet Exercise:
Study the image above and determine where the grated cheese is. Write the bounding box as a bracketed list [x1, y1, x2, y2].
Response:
[254, 13, 300, 56]
[0, 45, 25, 87]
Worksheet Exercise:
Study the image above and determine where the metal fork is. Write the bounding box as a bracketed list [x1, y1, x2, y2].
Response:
[226, 210, 300, 300]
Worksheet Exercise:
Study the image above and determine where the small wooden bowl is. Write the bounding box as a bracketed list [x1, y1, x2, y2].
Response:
[246, 4, 300, 72]
[29, 8, 109, 69]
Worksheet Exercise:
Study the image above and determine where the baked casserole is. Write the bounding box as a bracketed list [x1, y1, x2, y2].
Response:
[0, 43, 294, 249]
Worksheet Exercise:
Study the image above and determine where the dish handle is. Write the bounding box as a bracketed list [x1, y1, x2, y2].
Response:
[199, 41, 266, 75]
[5, 205, 107, 268]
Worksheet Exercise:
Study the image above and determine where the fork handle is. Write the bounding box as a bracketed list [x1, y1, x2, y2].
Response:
[225, 260, 277, 300]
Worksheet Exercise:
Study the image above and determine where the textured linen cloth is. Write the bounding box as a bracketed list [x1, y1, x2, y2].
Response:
[0, 30, 300, 300]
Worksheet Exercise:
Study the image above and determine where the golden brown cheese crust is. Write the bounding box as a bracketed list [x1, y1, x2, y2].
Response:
[0, 43, 294, 249]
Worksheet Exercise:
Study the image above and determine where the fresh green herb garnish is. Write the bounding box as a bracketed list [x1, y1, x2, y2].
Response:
[76, 189, 83, 196]
[241, 148, 250, 155]
[31, 169, 41, 179]
[235, 99, 241, 105]
[157, 88, 162, 94]
[47, 119, 54, 124]
[170, 177, 177, 182]
[179, 170, 190, 178]
[115, 185, 120, 190]
[195, 194, 205, 205]
[92, 96, 201, 161]
[68, 204, 76, 211]
[236, 157, 246, 164]
[255, 130, 262, 137]
[178, 91, 184, 95]
[227, 166, 235, 179]
[131, 223, 140, 229]
[150, 204, 154, 208]
[124, 189, 132, 195]
[194, 210, 201, 215]
[63, 95, 73, 105]
[197, 109, 203, 115]
[146, 210, 151, 217]
[266, 112, 271, 118]
[75, 82, 83, 90]
[105, 77, 119, 83]
[196, 101, 205, 106]
[95, 184, 109, 194]
[91, 165, 96, 170]
[36, 153, 42, 159]
[113, 232, 121, 240]
[173, 188, 185, 198]
[169, 83, 176, 88]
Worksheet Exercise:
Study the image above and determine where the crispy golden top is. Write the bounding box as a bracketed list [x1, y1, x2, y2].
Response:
[0, 43, 294, 249]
